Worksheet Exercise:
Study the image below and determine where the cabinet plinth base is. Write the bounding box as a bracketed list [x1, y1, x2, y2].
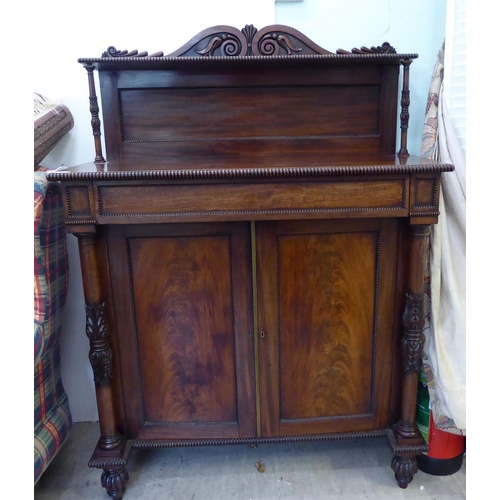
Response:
[86, 428, 433, 497]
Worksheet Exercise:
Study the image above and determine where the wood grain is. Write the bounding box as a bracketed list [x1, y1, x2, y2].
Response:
[257, 219, 398, 437]
[129, 234, 237, 423]
[278, 230, 377, 419]
[120, 86, 380, 141]
[106, 222, 256, 440]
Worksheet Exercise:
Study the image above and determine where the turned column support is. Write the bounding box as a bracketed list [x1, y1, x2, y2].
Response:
[76, 231, 123, 451]
[396, 224, 429, 439]
[83, 64, 106, 163]
[390, 224, 430, 488]
[398, 59, 412, 158]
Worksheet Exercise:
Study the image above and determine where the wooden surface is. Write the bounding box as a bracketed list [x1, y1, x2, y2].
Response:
[48, 154, 453, 177]
[52, 24, 454, 498]
[107, 222, 256, 441]
[256, 219, 398, 438]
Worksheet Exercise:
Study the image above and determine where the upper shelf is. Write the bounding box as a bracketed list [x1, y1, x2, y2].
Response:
[47, 154, 454, 182]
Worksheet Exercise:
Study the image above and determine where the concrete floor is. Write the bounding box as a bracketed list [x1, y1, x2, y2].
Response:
[34, 422, 466, 499]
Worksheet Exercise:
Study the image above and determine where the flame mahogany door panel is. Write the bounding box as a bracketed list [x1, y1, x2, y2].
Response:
[105, 217, 400, 441]
[107, 222, 256, 440]
[256, 218, 399, 437]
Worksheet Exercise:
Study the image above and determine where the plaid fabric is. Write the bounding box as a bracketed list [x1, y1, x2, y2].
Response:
[34, 342, 72, 482]
[34, 170, 69, 362]
[34, 170, 49, 363]
[34, 170, 72, 483]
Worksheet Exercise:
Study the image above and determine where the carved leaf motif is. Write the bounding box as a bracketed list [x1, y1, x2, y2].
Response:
[401, 293, 425, 373]
[242, 24, 257, 45]
[402, 293, 424, 331]
[89, 348, 112, 386]
[85, 303, 112, 386]
[258, 33, 302, 56]
[196, 37, 223, 56]
[196, 33, 243, 57]
[337, 42, 396, 55]
[85, 303, 107, 341]
[102, 46, 163, 58]
[401, 338, 423, 373]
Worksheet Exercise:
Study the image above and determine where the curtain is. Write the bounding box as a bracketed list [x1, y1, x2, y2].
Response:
[420, 38, 466, 434]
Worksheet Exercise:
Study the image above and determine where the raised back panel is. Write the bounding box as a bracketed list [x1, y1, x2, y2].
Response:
[120, 86, 380, 142]
[99, 64, 399, 166]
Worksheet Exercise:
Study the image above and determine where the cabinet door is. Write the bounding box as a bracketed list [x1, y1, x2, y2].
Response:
[107, 222, 256, 440]
[256, 219, 399, 437]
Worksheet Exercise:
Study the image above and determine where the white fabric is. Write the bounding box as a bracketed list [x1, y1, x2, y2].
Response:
[428, 88, 466, 430]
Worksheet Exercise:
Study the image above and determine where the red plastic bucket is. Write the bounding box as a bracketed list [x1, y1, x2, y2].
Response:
[416, 371, 465, 475]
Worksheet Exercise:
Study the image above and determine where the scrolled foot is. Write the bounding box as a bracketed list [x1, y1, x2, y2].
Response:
[391, 455, 418, 489]
[101, 466, 129, 499]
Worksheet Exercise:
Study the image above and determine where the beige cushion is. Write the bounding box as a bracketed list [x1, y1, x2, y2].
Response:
[34, 93, 74, 166]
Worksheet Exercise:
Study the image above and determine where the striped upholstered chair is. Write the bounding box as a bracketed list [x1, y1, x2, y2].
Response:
[34, 94, 73, 483]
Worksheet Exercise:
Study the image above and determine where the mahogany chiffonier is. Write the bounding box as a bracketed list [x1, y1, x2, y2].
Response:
[47, 24, 454, 499]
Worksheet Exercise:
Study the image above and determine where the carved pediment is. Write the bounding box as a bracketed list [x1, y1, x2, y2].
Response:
[101, 24, 336, 59]
[99, 25, 403, 61]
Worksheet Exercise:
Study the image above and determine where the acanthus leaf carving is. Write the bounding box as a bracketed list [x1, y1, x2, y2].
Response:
[242, 24, 258, 49]
[85, 302, 112, 386]
[337, 42, 396, 55]
[402, 293, 424, 331]
[102, 46, 164, 58]
[401, 293, 425, 373]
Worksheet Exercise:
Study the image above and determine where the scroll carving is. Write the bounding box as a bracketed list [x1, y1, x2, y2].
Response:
[102, 46, 165, 58]
[401, 293, 424, 373]
[337, 42, 396, 54]
[257, 33, 302, 56]
[85, 302, 112, 386]
[95, 28, 415, 62]
[100, 24, 336, 59]
[96, 28, 415, 62]
[196, 33, 243, 57]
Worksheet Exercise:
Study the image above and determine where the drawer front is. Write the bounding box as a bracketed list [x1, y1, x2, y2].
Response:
[93, 177, 409, 223]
